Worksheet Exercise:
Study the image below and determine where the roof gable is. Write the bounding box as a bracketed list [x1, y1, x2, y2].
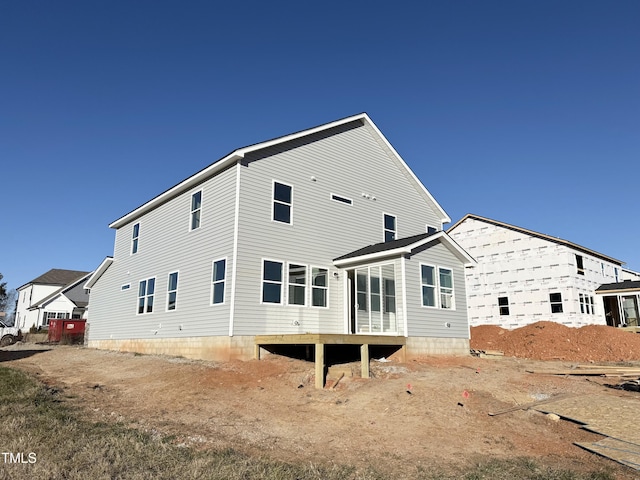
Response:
[109, 113, 450, 229]
[448, 214, 623, 265]
[19, 269, 91, 290]
[29, 271, 92, 309]
[333, 231, 475, 267]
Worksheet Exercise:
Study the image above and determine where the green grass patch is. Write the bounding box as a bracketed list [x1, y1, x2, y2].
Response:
[0, 366, 619, 480]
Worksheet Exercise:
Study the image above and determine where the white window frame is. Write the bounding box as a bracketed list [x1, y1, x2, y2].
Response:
[121, 283, 131, 291]
[286, 262, 307, 307]
[137, 277, 156, 315]
[420, 263, 437, 308]
[383, 213, 397, 242]
[330, 193, 353, 206]
[166, 271, 179, 311]
[131, 222, 140, 255]
[272, 180, 293, 225]
[311, 266, 329, 308]
[211, 258, 227, 305]
[261, 259, 284, 305]
[420, 263, 455, 309]
[190, 190, 202, 231]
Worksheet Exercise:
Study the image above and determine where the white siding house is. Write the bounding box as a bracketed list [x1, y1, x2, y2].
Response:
[16, 269, 91, 331]
[85, 113, 474, 362]
[448, 214, 623, 328]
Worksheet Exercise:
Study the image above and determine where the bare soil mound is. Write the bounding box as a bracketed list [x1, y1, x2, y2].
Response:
[471, 321, 640, 362]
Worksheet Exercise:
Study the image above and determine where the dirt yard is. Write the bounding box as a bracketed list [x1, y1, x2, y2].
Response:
[2, 323, 640, 478]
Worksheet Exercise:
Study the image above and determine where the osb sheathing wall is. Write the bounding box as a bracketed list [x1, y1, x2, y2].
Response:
[87, 335, 257, 362]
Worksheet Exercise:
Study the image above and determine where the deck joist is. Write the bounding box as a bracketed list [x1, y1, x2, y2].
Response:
[254, 334, 406, 389]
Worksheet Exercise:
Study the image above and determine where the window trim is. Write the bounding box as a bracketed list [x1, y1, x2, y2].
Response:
[310, 266, 329, 309]
[137, 277, 156, 315]
[286, 262, 307, 307]
[261, 259, 284, 305]
[131, 222, 140, 255]
[121, 283, 131, 291]
[211, 258, 227, 305]
[189, 189, 203, 232]
[383, 213, 397, 242]
[166, 271, 179, 312]
[272, 180, 293, 225]
[549, 292, 563, 314]
[330, 193, 353, 205]
[438, 267, 455, 310]
[420, 263, 438, 309]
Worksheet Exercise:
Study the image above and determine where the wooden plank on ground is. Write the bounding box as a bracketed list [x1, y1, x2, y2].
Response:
[526, 368, 640, 376]
[576, 438, 640, 471]
[488, 393, 573, 416]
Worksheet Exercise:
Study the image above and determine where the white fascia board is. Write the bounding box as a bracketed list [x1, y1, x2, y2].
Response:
[596, 288, 640, 295]
[362, 114, 451, 224]
[84, 257, 113, 290]
[109, 114, 369, 230]
[333, 247, 413, 267]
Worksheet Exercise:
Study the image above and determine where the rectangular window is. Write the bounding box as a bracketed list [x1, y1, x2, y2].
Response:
[121, 284, 131, 291]
[384, 214, 396, 242]
[212, 259, 226, 304]
[288, 264, 306, 306]
[331, 194, 352, 205]
[262, 260, 283, 303]
[190, 191, 202, 230]
[421, 264, 436, 307]
[579, 293, 585, 313]
[615, 268, 619, 282]
[167, 272, 178, 311]
[590, 296, 595, 314]
[137, 278, 155, 314]
[131, 223, 140, 254]
[273, 182, 292, 224]
[550, 292, 563, 313]
[498, 296, 509, 315]
[439, 268, 454, 309]
[311, 267, 328, 307]
[576, 255, 584, 275]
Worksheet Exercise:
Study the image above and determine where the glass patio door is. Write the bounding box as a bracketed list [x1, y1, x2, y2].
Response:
[355, 264, 396, 334]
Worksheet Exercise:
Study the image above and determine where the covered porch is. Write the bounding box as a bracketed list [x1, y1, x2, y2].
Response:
[255, 333, 406, 389]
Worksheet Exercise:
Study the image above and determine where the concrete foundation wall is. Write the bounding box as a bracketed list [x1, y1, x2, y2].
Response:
[87, 335, 256, 362]
[405, 336, 469, 358]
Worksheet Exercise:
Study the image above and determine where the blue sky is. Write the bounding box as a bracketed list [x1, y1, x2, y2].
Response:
[2, 1, 639, 293]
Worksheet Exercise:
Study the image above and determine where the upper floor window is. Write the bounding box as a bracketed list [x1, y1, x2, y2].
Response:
[138, 278, 155, 314]
[167, 272, 178, 311]
[331, 194, 352, 205]
[549, 292, 563, 313]
[190, 191, 202, 230]
[212, 259, 226, 304]
[273, 182, 292, 224]
[384, 214, 396, 242]
[615, 267, 619, 282]
[498, 296, 509, 315]
[131, 223, 140, 254]
[575, 255, 584, 275]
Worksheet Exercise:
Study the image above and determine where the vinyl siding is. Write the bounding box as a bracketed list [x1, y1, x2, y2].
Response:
[88, 166, 237, 340]
[404, 241, 469, 339]
[232, 120, 444, 335]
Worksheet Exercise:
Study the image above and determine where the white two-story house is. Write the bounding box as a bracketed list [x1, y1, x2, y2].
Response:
[16, 269, 91, 331]
[448, 214, 624, 328]
[85, 113, 474, 366]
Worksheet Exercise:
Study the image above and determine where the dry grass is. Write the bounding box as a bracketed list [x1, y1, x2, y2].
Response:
[0, 366, 617, 480]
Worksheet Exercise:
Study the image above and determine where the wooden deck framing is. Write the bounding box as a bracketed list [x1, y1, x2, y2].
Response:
[254, 334, 406, 389]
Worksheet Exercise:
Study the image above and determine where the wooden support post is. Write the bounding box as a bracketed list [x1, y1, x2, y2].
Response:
[361, 343, 370, 379]
[254, 344, 261, 360]
[315, 343, 325, 389]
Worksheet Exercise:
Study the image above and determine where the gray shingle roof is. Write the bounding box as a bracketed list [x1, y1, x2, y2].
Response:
[333, 232, 435, 262]
[21, 269, 91, 289]
[596, 280, 640, 292]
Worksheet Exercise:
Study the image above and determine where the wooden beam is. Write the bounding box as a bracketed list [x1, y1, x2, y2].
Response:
[315, 343, 325, 389]
[254, 344, 261, 360]
[361, 344, 370, 379]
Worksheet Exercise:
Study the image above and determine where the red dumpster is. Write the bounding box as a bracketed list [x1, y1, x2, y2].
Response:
[48, 319, 86, 343]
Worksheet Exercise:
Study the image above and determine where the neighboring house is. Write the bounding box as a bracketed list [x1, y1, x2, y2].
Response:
[16, 269, 91, 330]
[596, 281, 640, 328]
[85, 113, 475, 364]
[622, 269, 640, 282]
[448, 214, 623, 328]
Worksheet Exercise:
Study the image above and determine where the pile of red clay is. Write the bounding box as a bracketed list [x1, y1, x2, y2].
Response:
[470, 321, 640, 362]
